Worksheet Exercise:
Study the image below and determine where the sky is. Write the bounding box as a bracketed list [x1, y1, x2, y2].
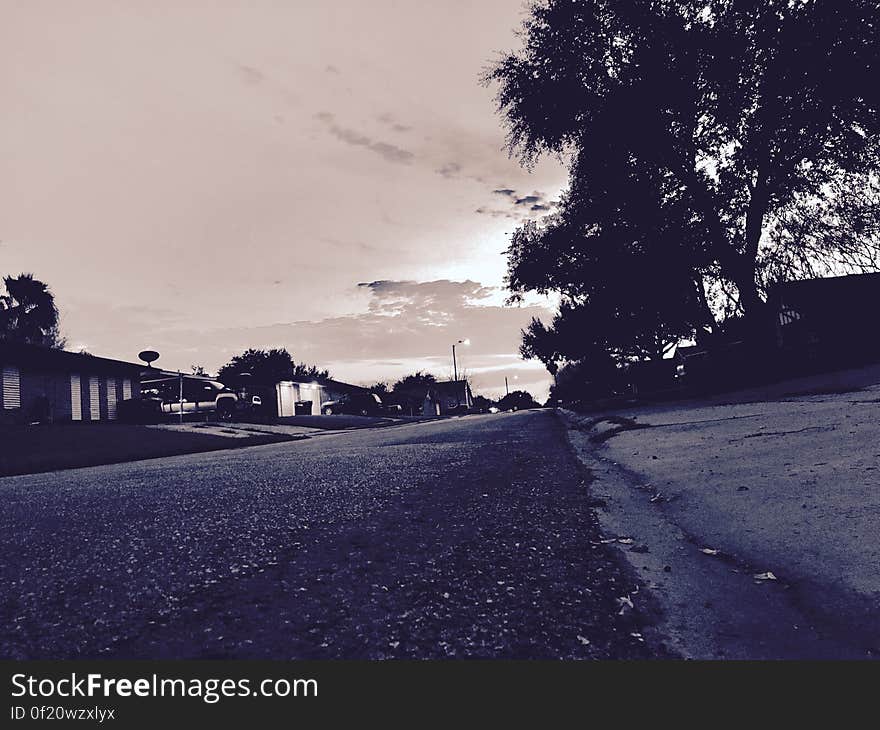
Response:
[1, 0, 566, 401]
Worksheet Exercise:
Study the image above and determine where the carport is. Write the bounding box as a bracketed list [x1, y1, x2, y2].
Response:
[276, 381, 325, 417]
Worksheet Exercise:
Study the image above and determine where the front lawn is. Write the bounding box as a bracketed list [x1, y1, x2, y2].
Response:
[0, 423, 294, 478]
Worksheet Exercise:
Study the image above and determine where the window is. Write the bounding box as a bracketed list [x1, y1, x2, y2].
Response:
[70, 374, 82, 420]
[106, 378, 117, 420]
[2, 366, 21, 409]
[779, 305, 802, 326]
[89, 377, 100, 420]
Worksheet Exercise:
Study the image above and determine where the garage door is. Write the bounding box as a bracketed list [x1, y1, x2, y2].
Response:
[277, 382, 296, 417]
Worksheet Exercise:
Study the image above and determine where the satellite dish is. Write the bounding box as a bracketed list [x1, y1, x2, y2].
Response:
[138, 350, 160, 366]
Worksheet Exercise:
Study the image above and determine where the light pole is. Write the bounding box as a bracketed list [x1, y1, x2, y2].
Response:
[451, 338, 469, 382]
[177, 370, 184, 425]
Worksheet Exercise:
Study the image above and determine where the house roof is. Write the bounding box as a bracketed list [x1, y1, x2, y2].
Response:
[278, 376, 368, 392]
[321, 378, 368, 392]
[0, 340, 143, 375]
[431, 380, 472, 396]
[769, 272, 880, 311]
[674, 344, 707, 360]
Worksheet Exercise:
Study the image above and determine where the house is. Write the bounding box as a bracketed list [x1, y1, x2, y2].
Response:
[623, 358, 679, 395]
[423, 379, 473, 416]
[767, 272, 880, 368]
[274, 377, 369, 417]
[0, 341, 142, 424]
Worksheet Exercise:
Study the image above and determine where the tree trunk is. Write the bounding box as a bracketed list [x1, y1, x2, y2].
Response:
[694, 275, 717, 331]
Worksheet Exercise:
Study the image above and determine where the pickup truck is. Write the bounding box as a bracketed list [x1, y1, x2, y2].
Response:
[120, 376, 241, 422]
[321, 391, 401, 416]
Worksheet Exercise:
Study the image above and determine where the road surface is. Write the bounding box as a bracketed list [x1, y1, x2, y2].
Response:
[1, 411, 658, 660]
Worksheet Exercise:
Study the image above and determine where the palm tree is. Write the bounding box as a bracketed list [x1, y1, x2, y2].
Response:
[0, 273, 65, 348]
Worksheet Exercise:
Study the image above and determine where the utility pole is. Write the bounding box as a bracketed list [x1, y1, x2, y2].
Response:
[505, 376, 509, 396]
[178, 370, 184, 425]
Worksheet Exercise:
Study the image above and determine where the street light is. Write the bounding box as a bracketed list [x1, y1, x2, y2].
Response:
[452, 338, 469, 382]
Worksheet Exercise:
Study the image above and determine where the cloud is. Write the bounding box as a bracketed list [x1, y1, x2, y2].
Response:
[475, 206, 518, 219]
[62, 277, 555, 401]
[436, 162, 462, 178]
[377, 112, 411, 133]
[108, 280, 549, 394]
[315, 112, 415, 165]
[368, 141, 414, 164]
[355, 279, 496, 328]
[238, 65, 265, 86]
[477, 188, 558, 223]
[261, 278, 554, 396]
[328, 125, 371, 147]
[514, 195, 542, 206]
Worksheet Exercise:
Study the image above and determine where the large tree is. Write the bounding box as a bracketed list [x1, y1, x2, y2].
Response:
[368, 381, 390, 397]
[0, 273, 65, 348]
[389, 371, 437, 414]
[487, 0, 880, 320]
[217, 348, 329, 387]
[509, 124, 713, 365]
[497, 389, 541, 411]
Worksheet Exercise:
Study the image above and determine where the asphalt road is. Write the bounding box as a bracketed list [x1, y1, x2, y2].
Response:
[1, 410, 659, 659]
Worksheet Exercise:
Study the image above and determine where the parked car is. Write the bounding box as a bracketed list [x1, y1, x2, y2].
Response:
[321, 391, 400, 416]
[120, 376, 239, 422]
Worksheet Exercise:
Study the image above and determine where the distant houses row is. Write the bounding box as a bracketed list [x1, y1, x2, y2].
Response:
[0, 339, 474, 424]
[8, 270, 869, 422]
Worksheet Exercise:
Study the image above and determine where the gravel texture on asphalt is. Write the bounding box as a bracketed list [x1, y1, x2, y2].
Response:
[1, 410, 667, 659]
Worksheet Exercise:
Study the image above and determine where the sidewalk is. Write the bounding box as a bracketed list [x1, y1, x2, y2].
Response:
[561, 369, 880, 658]
[148, 422, 319, 438]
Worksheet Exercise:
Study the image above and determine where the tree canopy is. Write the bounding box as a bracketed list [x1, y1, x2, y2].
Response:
[387, 371, 437, 413]
[217, 348, 329, 386]
[471, 394, 496, 412]
[488, 0, 880, 365]
[368, 381, 390, 397]
[497, 390, 541, 411]
[0, 273, 65, 348]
